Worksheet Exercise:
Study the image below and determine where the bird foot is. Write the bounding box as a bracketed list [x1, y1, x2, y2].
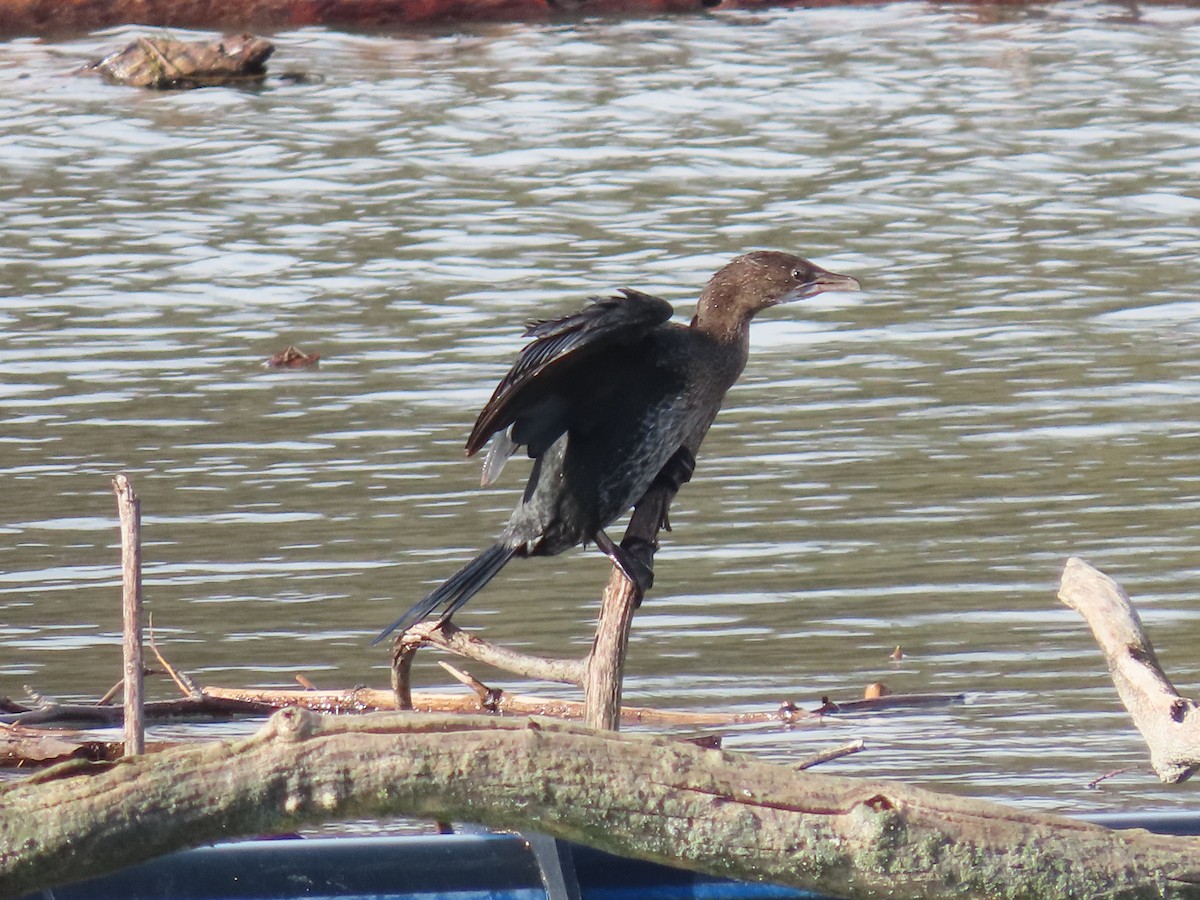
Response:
[594, 530, 654, 601]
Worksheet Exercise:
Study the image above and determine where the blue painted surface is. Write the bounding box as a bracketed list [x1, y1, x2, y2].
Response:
[26, 834, 818, 900]
[26, 814, 1200, 900]
[29, 835, 548, 900]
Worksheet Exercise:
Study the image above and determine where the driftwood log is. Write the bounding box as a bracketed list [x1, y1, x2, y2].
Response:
[5, 708, 1200, 900]
[81, 34, 274, 89]
[1058, 557, 1200, 784]
[200, 683, 956, 720]
[0, 681, 965, 769]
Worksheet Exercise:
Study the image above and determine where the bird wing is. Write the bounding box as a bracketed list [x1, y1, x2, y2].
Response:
[465, 288, 675, 459]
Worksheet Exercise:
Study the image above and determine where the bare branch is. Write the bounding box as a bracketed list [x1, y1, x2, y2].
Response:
[437, 661, 502, 711]
[148, 619, 200, 699]
[794, 739, 867, 771]
[112, 474, 144, 757]
[199, 685, 820, 727]
[586, 482, 675, 730]
[391, 619, 587, 710]
[1058, 557, 1200, 783]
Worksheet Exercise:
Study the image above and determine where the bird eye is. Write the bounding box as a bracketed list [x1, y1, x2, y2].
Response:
[790, 268, 805, 281]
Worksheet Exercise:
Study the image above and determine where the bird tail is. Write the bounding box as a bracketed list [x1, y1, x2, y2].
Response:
[371, 544, 516, 646]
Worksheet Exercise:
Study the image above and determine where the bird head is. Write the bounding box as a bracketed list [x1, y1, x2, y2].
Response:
[693, 250, 860, 339]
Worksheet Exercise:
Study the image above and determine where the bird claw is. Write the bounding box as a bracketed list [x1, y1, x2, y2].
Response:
[595, 531, 654, 600]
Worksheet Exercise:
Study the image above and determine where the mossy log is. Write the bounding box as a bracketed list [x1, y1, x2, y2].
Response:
[4, 709, 1200, 899]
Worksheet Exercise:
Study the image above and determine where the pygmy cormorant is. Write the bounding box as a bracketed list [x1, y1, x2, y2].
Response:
[373, 251, 860, 644]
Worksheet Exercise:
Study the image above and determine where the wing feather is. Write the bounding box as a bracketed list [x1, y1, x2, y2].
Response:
[465, 289, 674, 457]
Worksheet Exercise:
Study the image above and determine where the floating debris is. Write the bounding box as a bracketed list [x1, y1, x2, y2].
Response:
[81, 34, 274, 90]
[863, 682, 891, 700]
[265, 345, 320, 369]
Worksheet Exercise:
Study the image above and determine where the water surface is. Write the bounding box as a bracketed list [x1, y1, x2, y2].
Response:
[3, 1, 1200, 816]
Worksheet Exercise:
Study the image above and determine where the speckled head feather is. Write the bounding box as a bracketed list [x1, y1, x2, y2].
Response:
[692, 251, 860, 341]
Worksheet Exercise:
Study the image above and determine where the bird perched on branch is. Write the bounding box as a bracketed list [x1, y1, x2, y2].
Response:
[374, 251, 860, 645]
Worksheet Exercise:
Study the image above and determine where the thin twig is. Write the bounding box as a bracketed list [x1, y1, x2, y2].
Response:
[793, 739, 867, 771]
[99, 669, 165, 706]
[1086, 767, 1138, 790]
[810, 692, 965, 715]
[98, 679, 123, 706]
[295, 674, 318, 691]
[147, 616, 200, 699]
[438, 661, 503, 711]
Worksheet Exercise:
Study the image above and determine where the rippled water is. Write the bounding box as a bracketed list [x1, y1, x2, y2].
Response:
[4, 1, 1200, 816]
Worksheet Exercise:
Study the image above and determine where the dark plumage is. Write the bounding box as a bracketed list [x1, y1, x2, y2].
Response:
[373, 251, 860, 644]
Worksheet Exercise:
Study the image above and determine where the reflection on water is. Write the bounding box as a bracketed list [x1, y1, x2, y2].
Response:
[4, 2, 1200, 812]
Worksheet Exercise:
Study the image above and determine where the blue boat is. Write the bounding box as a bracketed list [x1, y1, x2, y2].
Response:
[25, 812, 1200, 900]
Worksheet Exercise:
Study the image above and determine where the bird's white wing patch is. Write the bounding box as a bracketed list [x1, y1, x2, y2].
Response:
[481, 427, 518, 487]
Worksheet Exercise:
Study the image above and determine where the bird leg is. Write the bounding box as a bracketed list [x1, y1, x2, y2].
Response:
[594, 529, 654, 599]
[648, 446, 695, 531]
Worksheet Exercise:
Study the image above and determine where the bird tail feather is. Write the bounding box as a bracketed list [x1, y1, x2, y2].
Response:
[371, 544, 516, 646]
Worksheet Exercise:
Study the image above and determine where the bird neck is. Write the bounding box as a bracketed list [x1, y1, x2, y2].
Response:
[686, 314, 752, 388]
[689, 308, 752, 352]
[689, 266, 765, 346]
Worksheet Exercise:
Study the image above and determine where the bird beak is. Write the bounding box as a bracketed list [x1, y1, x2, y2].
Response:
[794, 267, 861, 301]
